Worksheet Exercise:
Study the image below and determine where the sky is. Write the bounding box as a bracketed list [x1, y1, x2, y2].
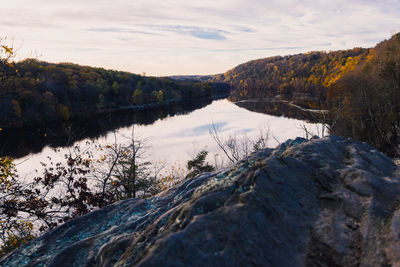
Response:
[1, 0, 400, 76]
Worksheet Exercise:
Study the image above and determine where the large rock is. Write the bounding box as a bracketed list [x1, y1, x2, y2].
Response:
[2, 136, 400, 266]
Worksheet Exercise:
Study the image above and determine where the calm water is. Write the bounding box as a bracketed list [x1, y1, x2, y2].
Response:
[13, 99, 324, 179]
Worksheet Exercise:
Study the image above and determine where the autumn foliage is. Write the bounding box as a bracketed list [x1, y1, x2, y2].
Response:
[213, 48, 369, 108]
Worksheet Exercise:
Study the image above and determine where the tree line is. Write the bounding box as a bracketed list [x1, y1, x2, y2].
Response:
[0, 58, 227, 129]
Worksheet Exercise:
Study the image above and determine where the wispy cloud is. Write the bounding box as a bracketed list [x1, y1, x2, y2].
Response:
[232, 26, 254, 33]
[87, 28, 158, 35]
[209, 43, 332, 52]
[141, 25, 228, 40]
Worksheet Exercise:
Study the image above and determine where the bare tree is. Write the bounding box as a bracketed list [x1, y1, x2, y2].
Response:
[91, 126, 153, 200]
[299, 124, 312, 139]
[209, 123, 270, 164]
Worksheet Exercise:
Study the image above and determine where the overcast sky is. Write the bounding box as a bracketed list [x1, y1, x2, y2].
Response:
[1, 0, 400, 76]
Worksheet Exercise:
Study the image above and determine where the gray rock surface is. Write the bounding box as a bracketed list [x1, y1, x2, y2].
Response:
[2, 136, 400, 266]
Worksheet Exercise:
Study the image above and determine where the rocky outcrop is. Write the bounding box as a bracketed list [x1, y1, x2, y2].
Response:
[2, 136, 400, 266]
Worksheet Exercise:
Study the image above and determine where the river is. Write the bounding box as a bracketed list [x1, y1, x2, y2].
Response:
[3, 99, 325, 179]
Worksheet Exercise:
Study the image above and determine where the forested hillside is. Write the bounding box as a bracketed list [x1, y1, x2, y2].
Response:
[213, 48, 369, 108]
[0, 59, 227, 129]
[214, 33, 400, 156]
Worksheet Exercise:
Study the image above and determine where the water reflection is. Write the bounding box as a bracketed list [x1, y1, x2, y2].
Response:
[0, 100, 213, 159]
[234, 98, 325, 122]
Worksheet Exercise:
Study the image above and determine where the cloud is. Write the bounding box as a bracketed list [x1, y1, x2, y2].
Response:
[233, 26, 254, 33]
[187, 30, 226, 40]
[141, 25, 228, 40]
[87, 28, 158, 35]
[208, 43, 332, 53]
[1, 0, 400, 75]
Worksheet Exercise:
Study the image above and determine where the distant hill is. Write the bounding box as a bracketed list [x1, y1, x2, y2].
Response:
[212, 48, 370, 108]
[208, 33, 400, 157]
[214, 33, 400, 156]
